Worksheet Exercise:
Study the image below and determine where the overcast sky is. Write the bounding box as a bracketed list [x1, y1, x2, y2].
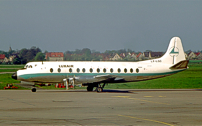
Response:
[1, 0, 202, 53]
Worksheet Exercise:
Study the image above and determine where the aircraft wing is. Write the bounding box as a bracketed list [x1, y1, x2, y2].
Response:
[72, 74, 118, 85]
[94, 74, 116, 81]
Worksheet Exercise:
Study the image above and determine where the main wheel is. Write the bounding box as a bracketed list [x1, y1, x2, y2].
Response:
[31, 88, 36, 92]
[97, 87, 103, 92]
[87, 86, 94, 91]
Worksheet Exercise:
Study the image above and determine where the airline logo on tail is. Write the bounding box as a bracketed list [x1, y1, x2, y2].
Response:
[169, 46, 179, 57]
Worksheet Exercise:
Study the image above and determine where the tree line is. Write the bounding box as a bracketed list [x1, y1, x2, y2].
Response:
[0, 47, 202, 65]
[0, 46, 45, 64]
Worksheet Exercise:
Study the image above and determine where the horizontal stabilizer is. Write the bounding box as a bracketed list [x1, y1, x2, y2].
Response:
[169, 60, 189, 70]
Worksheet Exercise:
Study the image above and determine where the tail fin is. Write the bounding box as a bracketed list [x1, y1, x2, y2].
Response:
[160, 37, 186, 64]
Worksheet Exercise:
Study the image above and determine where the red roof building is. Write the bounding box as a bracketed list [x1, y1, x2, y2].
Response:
[0, 54, 5, 59]
[0, 54, 5, 62]
[45, 52, 64, 61]
[195, 52, 201, 56]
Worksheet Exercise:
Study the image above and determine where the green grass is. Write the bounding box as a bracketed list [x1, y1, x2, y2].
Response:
[0, 65, 24, 68]
[0, 65, 23, 72]
[0, 69, 19, 72]
[189, 60, 202, 64]
[105, 64, 202, 89]
[0, 74, 25, 89]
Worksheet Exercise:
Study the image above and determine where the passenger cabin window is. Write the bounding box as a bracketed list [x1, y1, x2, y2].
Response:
[77, 68, 80, 73]
[110, 68, 113, 73]
[82, 68, 86, 73]
[136, 68, 139, 73]
[103, 68, 106, 73]
[50, 68, 53, 73]
[58, 68, 61, 73]
[130, 68, 133, 73]
[124, 68, 127, 73]
[118, 68, 121, 73]
[97, 68, 100, 73]
[90, 68, 93, 73]
[69, 68, 72, 73]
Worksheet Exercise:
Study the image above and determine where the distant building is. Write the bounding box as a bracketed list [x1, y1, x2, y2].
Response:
[130, 53, 137, 60]
[119, 53, 126, 58]
[195, 52, 202, 60]
[45, 52, 64, 61]
[110, 53, 122, 61]
[187, 51, 196, 60]
[143, 52, 164, 59]
[184, 53, 188, 59]
[9, 46, 12, 52]
[136, 53, 143, 60]
[3, 57, 9, 63]
[0, 54, 5, 62]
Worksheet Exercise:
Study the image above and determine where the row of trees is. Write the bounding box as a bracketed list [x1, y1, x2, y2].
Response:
[0, 47, 45, 64]
[1, 46, 202, 64]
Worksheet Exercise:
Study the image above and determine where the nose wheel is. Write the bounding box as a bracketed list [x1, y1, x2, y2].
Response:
[87, 86, 94, 91]
[31, 87, 36, 92]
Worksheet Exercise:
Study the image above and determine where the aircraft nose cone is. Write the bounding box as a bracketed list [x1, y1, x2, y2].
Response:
[12, 72, 17, 80]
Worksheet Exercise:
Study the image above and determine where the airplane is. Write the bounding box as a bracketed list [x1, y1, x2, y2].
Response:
[12, 37, 189, 92]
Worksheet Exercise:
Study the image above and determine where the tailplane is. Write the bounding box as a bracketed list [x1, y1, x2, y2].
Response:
[160, 37, 186, 64]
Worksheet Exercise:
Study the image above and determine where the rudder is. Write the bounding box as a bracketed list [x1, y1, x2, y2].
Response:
[160, 37, 186, 64]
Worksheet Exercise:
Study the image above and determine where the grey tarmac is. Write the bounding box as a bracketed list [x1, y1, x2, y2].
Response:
[0, 89, 202, 125]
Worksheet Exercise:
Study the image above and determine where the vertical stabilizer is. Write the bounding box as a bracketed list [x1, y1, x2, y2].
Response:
[160, 37, 186, 64]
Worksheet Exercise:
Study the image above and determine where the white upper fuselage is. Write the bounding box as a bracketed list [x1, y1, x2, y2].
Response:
[16, 59, 185, 84]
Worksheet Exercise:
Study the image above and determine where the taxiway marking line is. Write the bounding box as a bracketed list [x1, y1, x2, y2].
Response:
[118, 115, 174, 126]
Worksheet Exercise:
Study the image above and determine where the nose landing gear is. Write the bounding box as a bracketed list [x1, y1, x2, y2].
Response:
[31, 87, 36, 92]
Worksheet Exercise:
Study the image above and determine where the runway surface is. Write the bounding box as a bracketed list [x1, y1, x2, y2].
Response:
[0, 89, 202, 125]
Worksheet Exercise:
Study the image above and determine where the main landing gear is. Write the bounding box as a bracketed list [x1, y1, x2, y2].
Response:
[86, 83, 106, 92]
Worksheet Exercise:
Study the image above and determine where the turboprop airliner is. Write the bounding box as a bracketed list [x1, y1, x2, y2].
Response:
[12, 37, 189, 92]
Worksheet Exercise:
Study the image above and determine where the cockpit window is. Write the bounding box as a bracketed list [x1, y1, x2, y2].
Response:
[24, 64, 33, 69]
